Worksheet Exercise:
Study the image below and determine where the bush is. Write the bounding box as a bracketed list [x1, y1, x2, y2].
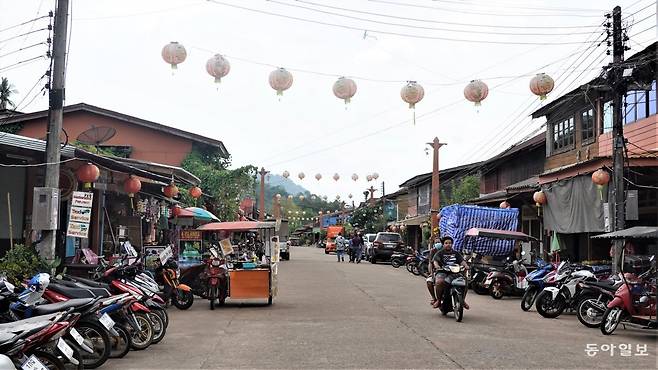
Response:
[0, 245, 60, 285]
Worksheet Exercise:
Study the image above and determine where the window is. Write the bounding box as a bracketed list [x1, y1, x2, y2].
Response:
[650, 80, 656, 116]
[551, 116, 575, 152]
[602, 100, 613, 133]
[581, 109, 595, 143]
[624, 80, 657, 125]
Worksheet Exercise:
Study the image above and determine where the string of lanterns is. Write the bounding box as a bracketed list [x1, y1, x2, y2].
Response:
[161, 42, 556, 117]
[280, 171, 381, 182]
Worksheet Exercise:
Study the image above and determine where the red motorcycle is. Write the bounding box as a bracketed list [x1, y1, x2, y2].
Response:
[205, 248, 228, 310]
[601, 258, 656, 335]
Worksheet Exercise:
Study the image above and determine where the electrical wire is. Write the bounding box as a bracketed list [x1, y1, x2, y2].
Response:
[0, 42, 47, 59]
[0, 157, 78, 168]
[409, 0, 606, 13]
[268, 0, 596, 36]
[0, 15, 50, 34]
[630, 24, 658, 39]
[0, 28, 49, 45]
[0, 55, 46, 72]
[367, 0, 605, 18]
[292, 0, 604, 30]
[206, 0, 607, 45]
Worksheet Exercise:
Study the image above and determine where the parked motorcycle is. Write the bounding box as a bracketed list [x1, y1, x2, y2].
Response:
[465, 253, 502, 295]
[535, 262, 598, 318]
[437, 265, 468, 322]
[484, 254, 529, 299]
[205, 248, 229, 310]
[155, 258, 194, 310]
[576, 276, 623, 328]
[601, 256, 656, 335]
[391, 248, 413, 269]
[520, 258, 555, 311]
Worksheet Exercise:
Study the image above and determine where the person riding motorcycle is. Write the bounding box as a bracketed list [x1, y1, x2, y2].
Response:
[426, 236, 443, 305]
[431, 236, 469, 310]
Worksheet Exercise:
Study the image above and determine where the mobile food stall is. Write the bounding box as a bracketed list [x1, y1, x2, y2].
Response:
[197, 221, 279, 305]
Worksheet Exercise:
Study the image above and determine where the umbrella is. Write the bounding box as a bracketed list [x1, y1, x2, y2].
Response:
[185, 207, 220, 221]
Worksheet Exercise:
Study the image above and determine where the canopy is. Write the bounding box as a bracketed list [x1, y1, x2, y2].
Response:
[185, 207, 220, 221]
[198, 221, 276, 232]
[465, 228, 538, 242]
[591, 226, 658, 240]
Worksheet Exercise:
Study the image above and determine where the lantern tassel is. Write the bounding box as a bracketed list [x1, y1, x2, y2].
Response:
[412, 108, 416, 126]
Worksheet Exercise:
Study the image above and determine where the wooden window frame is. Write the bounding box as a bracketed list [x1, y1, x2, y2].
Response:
[550, 115, 575, 155]
[580, 108, 596, 145]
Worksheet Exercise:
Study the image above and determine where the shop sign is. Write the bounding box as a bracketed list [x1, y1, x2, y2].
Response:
[71, 191, 93, 208]
[69, 206, 91, 223]
[67, 222, 90, 238]
[180, 230, 202, 240]
[67, 191, 93, 238]
[159, 246, 173, 264]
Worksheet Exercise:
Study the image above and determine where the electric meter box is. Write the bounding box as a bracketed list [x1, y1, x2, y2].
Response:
[32, 187, 60, 230]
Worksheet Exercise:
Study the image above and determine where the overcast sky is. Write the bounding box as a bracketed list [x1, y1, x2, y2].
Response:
[1, 0, 655, 200]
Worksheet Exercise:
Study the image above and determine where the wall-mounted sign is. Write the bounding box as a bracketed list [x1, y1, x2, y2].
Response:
[67, 191, 93, 239]
[71, 191, 93, 208]
[67, 222, 90, 238]
[69, 206, 92, 223]
[180, 230, 202, 240]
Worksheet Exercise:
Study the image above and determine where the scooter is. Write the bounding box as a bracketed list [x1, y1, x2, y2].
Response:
[205, 248, 229, 310]
[520, 258, 555, 311]
[484, 253, 529, 299]
[437, 265, 468, 322]
[466, 253, 502, 295]
[576, 276, 623, 328]
[601, 257, 656, 335]
[535, 263, 597, 318]
[155, 257, 194, 310]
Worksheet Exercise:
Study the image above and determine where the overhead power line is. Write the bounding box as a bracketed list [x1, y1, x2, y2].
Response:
[0, 27, 49, 44]
[0, 15, 50, 34]
[416, 0, 606, 13]
[207, 0, 607, 45]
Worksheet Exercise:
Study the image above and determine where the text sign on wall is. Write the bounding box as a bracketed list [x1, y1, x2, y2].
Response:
[67, 191, 93, 238]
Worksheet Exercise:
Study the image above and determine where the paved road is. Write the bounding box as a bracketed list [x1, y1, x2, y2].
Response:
[106, 247, 656, 369]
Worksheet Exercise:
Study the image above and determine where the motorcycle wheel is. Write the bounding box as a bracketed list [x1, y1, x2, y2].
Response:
[370, 255, 377, 264]
[109, 324, 132, 358]
[149, 312, 167, 344]
[489, 280, 505, 300]
[472, 284, 489, 295]
[419, 263, 429, 278]
[411, 265, 420, 276]
[452, 291, 464, 322]
[28, 350, 66, 370]
[577, 297, 607, 328]
[154, 308, 169, 330]
[210, 287, 216, 310]
[75, 320, 111, 369]
[536, 291, 565, 319]
[391, 258, 401, 268]
[600, 307, 623, 335]
[406, 263, 414, 273]
[173, 290, 194, 310]
[521, 288, 538, 311]
[130, 313, 154, 351]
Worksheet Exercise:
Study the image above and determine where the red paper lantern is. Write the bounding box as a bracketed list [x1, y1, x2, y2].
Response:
[591, 169, 610, 186]
[189, 186, 202, 199]
[171, 205, 182, 217]
[500, 201, 510, 209]
[533, 191, 547, 206]
[75, 163, 100, 189]
[123, 176, 142, 197]
[163, 183, 179, 198]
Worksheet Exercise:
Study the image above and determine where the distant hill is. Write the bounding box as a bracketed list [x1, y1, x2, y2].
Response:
[267, 174, 309, 195]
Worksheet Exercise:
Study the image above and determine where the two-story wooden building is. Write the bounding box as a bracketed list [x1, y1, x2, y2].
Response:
[532, 42, 657, 262]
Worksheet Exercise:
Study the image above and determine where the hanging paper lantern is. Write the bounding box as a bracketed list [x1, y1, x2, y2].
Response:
[336, 195, 341, 200]
[282, 170, 290, 179]
[322, 195, 328, 201]
[269, 67, 293, 96]
[464, 79, 489, 106]
[311, 195, 317, 200]
[500, 201, 510, 209]
[287, 195, 294, 201]
[591, 169, 610, 200]
[206, 54, 230, 83]
[372, 172, 379, 180]
[161, 42, 187, 69]
[189, 186, 203, 199]
[326, 211, 330, 214]
[529, 73, 554, 100]
[171, 204, 182, 217]
[75, 162, 100, 189]
[351, 173, 358, 181]
[400, 81, 424, 109]
[318, 211, 323, 215]
[298, 172, 305, 180]
[299, 195, 305, 201]
[333, 173, 340, 181]
[348, 193, 353, 199]
[332, 77, 357, 104]
[366, 174, 373, 182]
[533, 191, 547, 206]
[163, 183, 179, 198]
[124, 176, 142, 197]
[315, 173, 322, 181]
[275, 193, 282, 200]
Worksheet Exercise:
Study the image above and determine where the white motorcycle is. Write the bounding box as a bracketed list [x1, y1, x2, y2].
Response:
[535, 262, 597, 318]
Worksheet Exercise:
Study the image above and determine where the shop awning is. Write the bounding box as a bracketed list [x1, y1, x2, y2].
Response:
[468, 190, 507, 205]
[465, 228, 538, 242]
[198, 221, 276, 232]
[184, 207, 220, 221]
[401, 214, 429, 226]
[111, 157, 200, 186]
[592, 226, 658, 240]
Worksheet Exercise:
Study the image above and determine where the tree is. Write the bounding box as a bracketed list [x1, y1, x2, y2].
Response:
[440, 175, 480, 206]
[0, 77, 18, 110]
[350, 205, 385, 233]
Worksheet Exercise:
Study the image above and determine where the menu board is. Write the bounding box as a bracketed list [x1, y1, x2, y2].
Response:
[67, 191, 93, 238]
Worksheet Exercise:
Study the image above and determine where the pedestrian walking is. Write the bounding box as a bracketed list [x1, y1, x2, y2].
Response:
[335, 233, 346, 262]
[351, 232, 365, 263]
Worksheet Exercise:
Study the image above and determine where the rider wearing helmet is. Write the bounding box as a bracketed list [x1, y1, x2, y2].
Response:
[431, 236, 469, 309]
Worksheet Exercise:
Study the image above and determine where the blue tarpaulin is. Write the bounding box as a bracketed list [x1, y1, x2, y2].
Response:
[440, 205, 519, 256]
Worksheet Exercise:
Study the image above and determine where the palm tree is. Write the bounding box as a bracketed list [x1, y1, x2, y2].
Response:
[0, 77, 18, 111]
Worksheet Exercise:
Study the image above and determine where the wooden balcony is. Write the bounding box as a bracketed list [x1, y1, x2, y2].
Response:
[599, 114, 657, 157]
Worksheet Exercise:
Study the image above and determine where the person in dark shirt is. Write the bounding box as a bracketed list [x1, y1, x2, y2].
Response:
[431, 236, 469, 309]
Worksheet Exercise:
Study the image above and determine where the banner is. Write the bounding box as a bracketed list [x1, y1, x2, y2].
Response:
[67, 191, 93, 239]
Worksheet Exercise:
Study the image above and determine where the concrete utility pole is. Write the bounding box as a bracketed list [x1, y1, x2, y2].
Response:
[427, 137, 446, 241]
[258, 167, 269, 221]
[41, 0, 69, 260]
[610, 6, 626, 273]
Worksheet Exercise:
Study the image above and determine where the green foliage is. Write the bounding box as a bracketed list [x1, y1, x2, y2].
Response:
[0, 77, 17, 110]
[350, 205, 386, 233]
[71, 141, 119, 157]
[441, 175, 480, 206]
[0, 244, 60, 285]
[0, 122, 23, 134]
[181, 145, 257, 221]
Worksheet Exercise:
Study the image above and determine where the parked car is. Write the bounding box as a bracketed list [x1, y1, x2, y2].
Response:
[369, 232, 405, 263]
[363, 233, 377, 260]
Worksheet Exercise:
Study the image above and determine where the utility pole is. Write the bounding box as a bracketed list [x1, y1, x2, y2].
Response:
[427, 137, 446, 243]
[41, 0, 69, 260]
[610, 6, 626, 273]
[258, 167, 269, 221]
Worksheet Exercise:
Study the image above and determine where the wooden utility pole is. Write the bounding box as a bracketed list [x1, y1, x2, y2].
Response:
[41, 0, 69, 260]
[427, 137, 446, 241]
[610, 6, 626, 273]
[367, 186, 376, 202]
[258, 167, 269, 221]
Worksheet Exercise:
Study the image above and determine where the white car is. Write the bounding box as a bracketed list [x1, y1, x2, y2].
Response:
[363, 233, 377, 259]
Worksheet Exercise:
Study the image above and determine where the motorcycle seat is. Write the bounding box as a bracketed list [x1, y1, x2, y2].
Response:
[52, 279, 112, 297]
[48, 282, 110, 299]
[64, 275, 110, 289]
[31, 298, 95, 316]
[586, 281, 617, 290]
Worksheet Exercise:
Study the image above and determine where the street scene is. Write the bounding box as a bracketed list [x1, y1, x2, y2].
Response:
[0, 0, 656, 369]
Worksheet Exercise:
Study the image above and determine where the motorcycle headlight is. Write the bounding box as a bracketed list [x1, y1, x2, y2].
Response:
[211, 260, 221, 267]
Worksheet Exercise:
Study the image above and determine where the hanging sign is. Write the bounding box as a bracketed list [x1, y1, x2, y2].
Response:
[159, 246, 173, 264]
[71, 191, 93, 207]
[67, 191, 94, 238]
[180, 230, 202, 240]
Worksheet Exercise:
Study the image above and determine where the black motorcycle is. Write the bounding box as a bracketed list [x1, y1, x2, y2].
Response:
[438, 265, 468, 322]
[576, 277, 622, 328]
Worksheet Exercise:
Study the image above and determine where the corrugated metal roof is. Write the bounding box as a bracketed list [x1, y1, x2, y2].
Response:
[592, 226, 658, 239]
[0, 132, 76, 157]
[506, 176, 539, 192]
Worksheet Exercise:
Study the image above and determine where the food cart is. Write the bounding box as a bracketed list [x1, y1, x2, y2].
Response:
[197, 221, 279, 305]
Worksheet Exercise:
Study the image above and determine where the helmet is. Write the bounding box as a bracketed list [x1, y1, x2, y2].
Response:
[0, 354, 15, 369]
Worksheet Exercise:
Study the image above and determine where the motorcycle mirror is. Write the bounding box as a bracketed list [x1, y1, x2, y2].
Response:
[521, 251, 526, 256]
